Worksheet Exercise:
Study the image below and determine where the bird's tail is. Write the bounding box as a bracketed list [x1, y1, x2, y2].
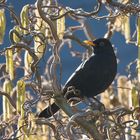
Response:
[38, 103, 60, 118]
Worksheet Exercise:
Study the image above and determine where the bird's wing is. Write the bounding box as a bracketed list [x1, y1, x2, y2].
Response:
[64, 56, 98, 89]
[63, 54, 115, 97]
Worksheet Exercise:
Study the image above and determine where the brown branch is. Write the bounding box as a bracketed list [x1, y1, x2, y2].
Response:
[36, 0, 59, 41]
[0, 89, 16, 109]
[50, 40, 62, 92]
[68, 15, 96, 40]
[50, 0, 102, 20]
[0, 3, 21, 25]
[6, 43, 42, 89]
[108, 1, 140, 14]
[36, 118, 60, 139]
[104, 16, 116, 39]
[83, 21, 96, 40]
[54, 94, 104, 140]
[0, 3, 29, 32]
[64, 34, 93, 56]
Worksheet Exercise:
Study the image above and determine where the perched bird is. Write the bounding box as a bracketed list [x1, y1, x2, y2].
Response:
[39, 38, 117, 118]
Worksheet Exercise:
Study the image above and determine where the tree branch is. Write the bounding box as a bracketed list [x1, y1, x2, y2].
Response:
[54, 94, 104, 140]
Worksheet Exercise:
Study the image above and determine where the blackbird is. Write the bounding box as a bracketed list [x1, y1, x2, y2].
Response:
[39, 38, 117, 118]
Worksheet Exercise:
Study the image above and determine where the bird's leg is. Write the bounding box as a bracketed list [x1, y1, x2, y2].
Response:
[64, 86, 82, 113]
[83, 97, 105, 111]
[64, 86, 81, 100]
[68, 96, 81, 113]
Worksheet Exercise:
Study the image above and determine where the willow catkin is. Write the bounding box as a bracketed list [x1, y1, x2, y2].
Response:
[0, 9, 6, 44]
[16, 79, 25, 117]
[56, 8, 65, 40]
[34, 9, 46, 59]
[24, 51, 33, 76]
[5, 48, 14, 80]
[114, 14, 130, 43]
[16, 79, 26, 140]
[122, 15, 131, 43]
[3, 79, 13, 120]
[101, 85, 118, 108]
[117, 76, 132, 108]
[130, 86, 139, 108]
[20, 4, 30, 34]
[137, 16, 140, 81]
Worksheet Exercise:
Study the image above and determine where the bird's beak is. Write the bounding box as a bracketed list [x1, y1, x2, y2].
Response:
[83, 40, 96, 47]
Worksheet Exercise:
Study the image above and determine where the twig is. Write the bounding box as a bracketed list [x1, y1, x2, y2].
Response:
[0, 89, 16, 109]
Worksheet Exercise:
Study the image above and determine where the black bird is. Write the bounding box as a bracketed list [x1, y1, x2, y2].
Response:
[39, 38, 117, 118]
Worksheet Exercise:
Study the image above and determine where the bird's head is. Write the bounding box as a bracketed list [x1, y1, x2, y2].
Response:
[83, 38, 114, 54]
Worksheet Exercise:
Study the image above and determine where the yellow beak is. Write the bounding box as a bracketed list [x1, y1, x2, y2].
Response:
[83, 40, 96, 47]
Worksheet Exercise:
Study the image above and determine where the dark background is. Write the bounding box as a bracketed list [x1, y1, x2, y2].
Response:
[0, 0, 138, 113]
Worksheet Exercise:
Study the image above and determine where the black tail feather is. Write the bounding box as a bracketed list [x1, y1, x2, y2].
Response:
[38, 87, 78, 118]
[38, 103, 60, 118]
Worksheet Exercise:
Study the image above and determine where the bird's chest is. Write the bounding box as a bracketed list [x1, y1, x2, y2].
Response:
[83, 54, 116, 84]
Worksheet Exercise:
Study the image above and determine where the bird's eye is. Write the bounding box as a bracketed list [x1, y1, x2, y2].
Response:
[99, 42, 104, 47]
